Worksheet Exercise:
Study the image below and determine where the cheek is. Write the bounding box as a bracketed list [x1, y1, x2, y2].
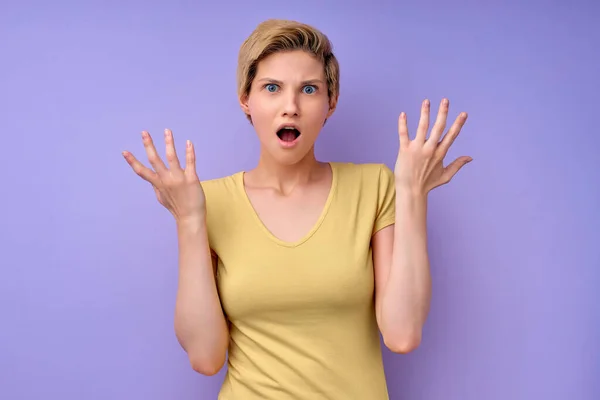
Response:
[248, 98, 272, 124]
[248, 93, 271, 113]
[308, 101, 331, 124]
[247, 98, 274, 138]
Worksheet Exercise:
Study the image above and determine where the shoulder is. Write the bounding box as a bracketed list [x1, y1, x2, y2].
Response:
[200, 171, 245, 231]
[332, 161, 393, 175]
[201, 171, 247, 213]
[332, 161, 395, 190]
[332, 162, 395, 230]
[201, 172, 242, 201]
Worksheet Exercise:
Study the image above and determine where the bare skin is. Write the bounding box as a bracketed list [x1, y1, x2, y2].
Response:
[122, 132, 228, 375]
[242, 162, 332, 243]
[239, 50, 336, 243]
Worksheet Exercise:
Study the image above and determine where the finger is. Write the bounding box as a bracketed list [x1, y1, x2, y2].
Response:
[427, 98, 449, 146]
[438, 112, 468, 155]
[184, 139, 198, 178]
[441, 156, 473, 184]
[398, 112, 409, 148]
[122, 151, 160, 185]
[141, 131, 168, 173]
[415, 99, 430, 143]
[164, 129, 182, 171]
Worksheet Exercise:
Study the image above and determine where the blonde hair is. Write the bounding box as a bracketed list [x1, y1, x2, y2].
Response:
[237, 19, 340, 121]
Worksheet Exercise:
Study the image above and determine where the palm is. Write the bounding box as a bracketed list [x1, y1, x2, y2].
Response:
[122, 129, 206, 223]
[395, 98, 472, 194]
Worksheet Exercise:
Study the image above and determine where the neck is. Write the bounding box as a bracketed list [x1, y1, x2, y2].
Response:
[251, 147, 325, 194]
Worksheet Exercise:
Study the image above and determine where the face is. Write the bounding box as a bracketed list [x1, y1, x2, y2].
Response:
[240, 50, 336, 165]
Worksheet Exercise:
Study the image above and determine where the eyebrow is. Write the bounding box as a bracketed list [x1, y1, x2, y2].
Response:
[256, 77, 324, 85]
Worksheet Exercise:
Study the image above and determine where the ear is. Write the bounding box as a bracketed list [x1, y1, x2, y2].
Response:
[326, 96, 338, 118]
[239, 94, 250, 116]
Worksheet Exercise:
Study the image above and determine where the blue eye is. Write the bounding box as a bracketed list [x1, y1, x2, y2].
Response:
[303, 85, 317, 94]
[265, 84, 279, 92]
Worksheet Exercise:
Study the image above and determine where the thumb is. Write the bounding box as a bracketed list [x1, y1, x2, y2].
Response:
[442, 156, 473, 183]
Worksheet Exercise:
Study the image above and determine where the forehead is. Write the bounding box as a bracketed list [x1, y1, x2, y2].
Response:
[255, 50, 325, 80]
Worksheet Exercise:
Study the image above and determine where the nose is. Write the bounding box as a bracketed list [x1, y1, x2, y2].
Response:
[281, 90, 300, 117]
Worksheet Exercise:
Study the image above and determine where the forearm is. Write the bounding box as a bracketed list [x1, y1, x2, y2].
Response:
[174, 217, 229, 375]
[380, 187, 432, 349]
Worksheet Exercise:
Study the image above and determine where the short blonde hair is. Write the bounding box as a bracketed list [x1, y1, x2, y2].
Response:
[237, 19, 340, 121]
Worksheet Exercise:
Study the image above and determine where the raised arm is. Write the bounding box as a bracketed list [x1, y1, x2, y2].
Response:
[373, 99, 472, 353]
[122, 129, 229, 375]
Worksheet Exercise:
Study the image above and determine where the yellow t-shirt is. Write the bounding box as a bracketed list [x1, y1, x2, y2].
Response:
[202, 161, 396, 400]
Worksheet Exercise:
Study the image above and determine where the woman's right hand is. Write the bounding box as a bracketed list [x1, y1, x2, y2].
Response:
[122, 129, 206, 224]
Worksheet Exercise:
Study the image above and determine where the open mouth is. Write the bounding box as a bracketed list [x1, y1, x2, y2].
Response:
[276, 127, 301, 143]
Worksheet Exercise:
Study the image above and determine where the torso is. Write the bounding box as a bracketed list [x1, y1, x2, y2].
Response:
[201, 161, 396, 400]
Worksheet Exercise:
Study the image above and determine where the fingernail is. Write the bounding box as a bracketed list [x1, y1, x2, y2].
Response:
[186, 140, 191, 148]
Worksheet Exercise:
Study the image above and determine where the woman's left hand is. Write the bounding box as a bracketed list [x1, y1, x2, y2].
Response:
[394, 98, 472, 195]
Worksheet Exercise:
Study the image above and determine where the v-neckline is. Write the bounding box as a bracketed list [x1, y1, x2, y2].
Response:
[237, 162, 338, 248]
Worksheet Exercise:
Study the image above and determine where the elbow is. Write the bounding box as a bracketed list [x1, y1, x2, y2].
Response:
[189, 354, 226, 376]
[383, 331, 422, 354]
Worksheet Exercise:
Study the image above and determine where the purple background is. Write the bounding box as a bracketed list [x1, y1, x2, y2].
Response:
[2, 1, 598, 399]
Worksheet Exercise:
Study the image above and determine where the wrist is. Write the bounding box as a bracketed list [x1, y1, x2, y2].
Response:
[176, 213, 207, 231]
[395, 182, 428, 199]
[395, 184, 428, 222]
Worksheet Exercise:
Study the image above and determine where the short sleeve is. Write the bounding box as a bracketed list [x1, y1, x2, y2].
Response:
[372, 164, 396, 235]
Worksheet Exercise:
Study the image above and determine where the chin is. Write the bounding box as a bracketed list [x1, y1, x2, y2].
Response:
[272, 151, 311, 166]
[266, 144, 314, 166]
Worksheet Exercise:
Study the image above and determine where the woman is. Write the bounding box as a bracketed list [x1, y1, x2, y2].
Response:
[122, 18, 471, 400]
